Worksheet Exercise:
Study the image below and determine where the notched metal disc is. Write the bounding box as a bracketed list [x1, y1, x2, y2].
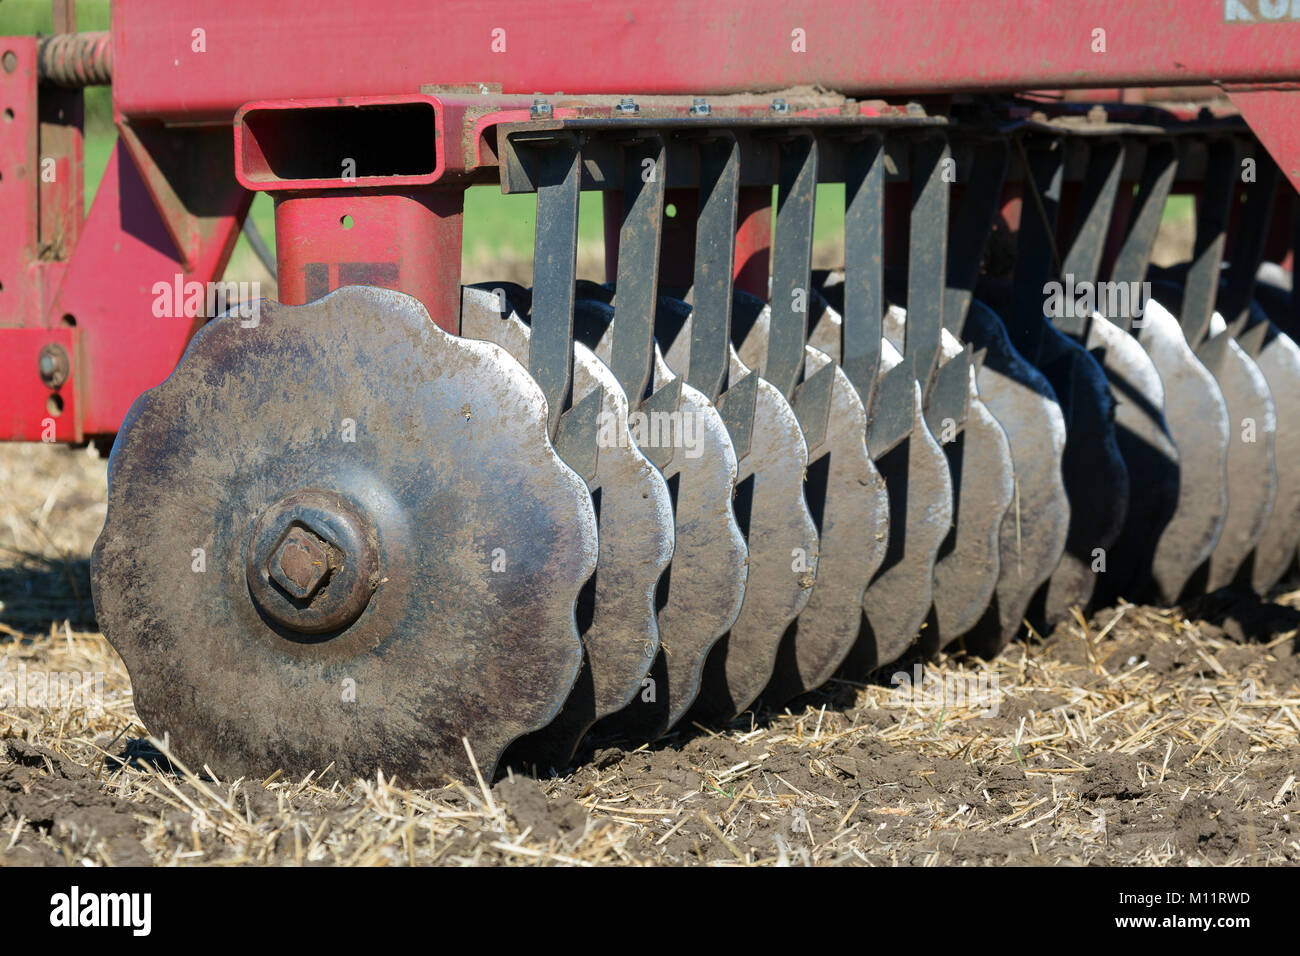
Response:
[1198, 313, 1277, 592]
[460, 286, 674, 769]
[1243, 303, 1300, 594]
[662, 311, 817, 722]
[882, 308, 1014, 646]
[735, 296, 890, 701]
[958, 299, 1069, 658]
[1084, 314, 1180, 605]
[91, 287, 597, 786]
[1034, 320, 1129, 625]
[849, 325, 952, 672]
[581, 296, 748, 740]
[1135, 297, 1229, 603]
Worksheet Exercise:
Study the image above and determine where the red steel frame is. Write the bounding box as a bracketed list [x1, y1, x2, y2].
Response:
[4, 0, 1300, 442]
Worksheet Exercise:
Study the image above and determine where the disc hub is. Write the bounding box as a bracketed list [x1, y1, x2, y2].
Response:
[245, 490, 378, 634]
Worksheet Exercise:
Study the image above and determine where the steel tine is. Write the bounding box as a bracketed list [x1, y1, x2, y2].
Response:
[686, 133, 741, 404]
[1008, 135, 1063, 366]
[906, 133, 950, 398]
[841, 132, 886, 409]
[1181, 138, 1237, 349]
[610, 135, 667, 405]
[1110, 139, 1175, 331]
[1059, 137, 1125, 336]
[528, 134, 582, 437]
[767, 132, 818, 399]
[1222, 145, 1280, 341]
[944, 136, 1010, 338]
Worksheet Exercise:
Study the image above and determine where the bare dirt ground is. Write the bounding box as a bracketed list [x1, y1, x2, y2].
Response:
[1, 441, 1298, 866]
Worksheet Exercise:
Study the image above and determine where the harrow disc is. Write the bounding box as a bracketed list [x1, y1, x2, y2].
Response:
[459, 286, 674, 769]
[882, 307, 1014, 645]
[659, 304, 819, 722]
[1135, 296, 1230, 602]
[851, 331, 953, 671]
[736, 297, 897, 682]
[764, 300, 888, 701]
[959, 299, 1070, 657]
[1241, 304, 1300, 594]
[1197, 314, 1278, 592]
[1083, 315, 1181, 605]
[582, 296, 748, 739]
[1035, 321, 1130, 623]
[91, 287, 597, 785]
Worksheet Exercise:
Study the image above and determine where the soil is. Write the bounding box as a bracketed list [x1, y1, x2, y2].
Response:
[1, 442, 1297, 866]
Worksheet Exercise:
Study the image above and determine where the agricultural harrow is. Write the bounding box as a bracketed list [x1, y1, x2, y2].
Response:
[4, 1, 1300, 784]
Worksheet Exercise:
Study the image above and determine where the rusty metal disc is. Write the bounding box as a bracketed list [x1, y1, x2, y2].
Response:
[1033, 319, 1130, 625]
[958, 299, 1070, 658]
[847, 326, 953, 672]
[1241, 302, 1300, 594]
[1197, 314, 1277, 592]
[91, 286, 597, 786]
[459, 286, 674, 769]
[730, 305, 887, 709]
[576, 295, 748, 740]
[732, 295, 891, 701]
[659, 306, 819, 723]
[1083, 314, 1181, 605]
[1132, 296, 1229, 603]
[881, 308, 1014, 646]
[769, 304, 891, 700]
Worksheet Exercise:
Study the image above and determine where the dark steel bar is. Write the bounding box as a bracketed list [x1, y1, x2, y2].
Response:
[529, 138, 582, 436]
[687, 134, 740, 402]
[944, 137, 1009, 337]
[1182, 138, 1237, 349]
[906, 134, 950, 392]
[841, 133, 885, 409]
[766, 132, 818, 399]
[610, 136, 667, 404]
[1221, 147, 1280, 339]
[1009, 136, 1064, 364]
[1110, 139, 1176, 331]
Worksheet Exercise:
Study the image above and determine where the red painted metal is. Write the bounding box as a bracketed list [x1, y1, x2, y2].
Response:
[112, 1, 1300, 122]
[1228, 88, 1300, 195]
[734, 187, 773, 300]
[0, 328, 81, 442]
[274, 189, 464, 334]
[46, 140, 247, 436]
[6, 0, 1300, 444]
[1, 37, 42, 330]
[235, 96, 445, 190]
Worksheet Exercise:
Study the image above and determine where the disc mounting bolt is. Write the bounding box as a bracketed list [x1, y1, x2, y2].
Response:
[269, 526, 333, 601]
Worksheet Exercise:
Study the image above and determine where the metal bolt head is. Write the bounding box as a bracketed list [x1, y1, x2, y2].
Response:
[246, 491, 378, 635]
[770, 98, 790, 114]
[615, 97, 639, 115]
[269, 526, 333, 601]
[689, 97, 711, 116]
[37, 343, 70, 388]
[530, 96, 553, 119]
